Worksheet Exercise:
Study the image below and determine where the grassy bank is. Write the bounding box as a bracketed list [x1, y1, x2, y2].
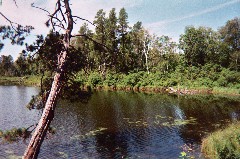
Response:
[1, 72, 239, 96]
[81, 84, 240, 96]
[75, 71, 240, 96]
[0, 76, 41, 86]
[201, 122, 240, 159]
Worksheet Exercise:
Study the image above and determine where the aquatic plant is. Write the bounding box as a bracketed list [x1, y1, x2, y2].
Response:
[0, 126, 55, 142]
[70, 127, 107, 140]
[179, 144, 196, 159]
[161, 117, 197, 127]
[0, 128, 29, 142]
[123, 115, 197, 127]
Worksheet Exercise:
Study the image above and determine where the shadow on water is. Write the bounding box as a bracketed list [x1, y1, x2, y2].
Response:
[0, 87, 240, 158]
[39, 91, 240, 159]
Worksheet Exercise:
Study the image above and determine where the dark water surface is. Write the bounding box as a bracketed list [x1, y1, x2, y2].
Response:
[0, 87, 240, 159]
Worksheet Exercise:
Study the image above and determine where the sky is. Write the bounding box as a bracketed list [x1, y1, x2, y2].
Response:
[0, 0, 239, 60]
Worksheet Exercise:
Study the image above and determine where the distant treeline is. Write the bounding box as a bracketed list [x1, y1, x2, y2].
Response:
[0, 8, 239, 89]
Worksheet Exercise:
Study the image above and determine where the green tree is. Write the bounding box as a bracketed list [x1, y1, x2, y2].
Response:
[130, 21, 145, 71]
[179, 26, 220, 66]
[93, 9, 108, 75]
[15, 51, 29, 76]
[219, 17, 240, 71]
[75, 23, 94, 71]
[0, 55, 15, 76]
[149, 35, 179, 73]
[117, 8, 129, 72]
[106, 8, 118, 70]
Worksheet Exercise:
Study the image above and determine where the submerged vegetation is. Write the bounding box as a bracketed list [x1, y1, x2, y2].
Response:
[0, 128, 30, 142]
[0, 126, 55, 142]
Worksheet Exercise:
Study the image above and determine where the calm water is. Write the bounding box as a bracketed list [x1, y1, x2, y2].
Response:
[0, 86, 240, 159]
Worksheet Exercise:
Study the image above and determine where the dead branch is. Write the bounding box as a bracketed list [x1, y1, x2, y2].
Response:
[72, 16, 95, 26]
[31, 3, 50, 14]
[13, 0, 18, 7]
[0, 12, 19, 32]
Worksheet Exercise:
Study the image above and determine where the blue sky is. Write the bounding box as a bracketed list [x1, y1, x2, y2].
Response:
[128, 0, 240, 40]
[0, 0, 239, 59]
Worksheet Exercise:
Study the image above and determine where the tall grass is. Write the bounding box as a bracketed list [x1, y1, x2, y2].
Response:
[201, 122, 240, 159]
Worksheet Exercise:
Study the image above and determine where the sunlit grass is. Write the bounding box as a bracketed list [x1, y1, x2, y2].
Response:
[23, 75, 41, 86]
[0, 75, 41, 86]
[212, 87, 240, 95]
[201, 122, 240, 159]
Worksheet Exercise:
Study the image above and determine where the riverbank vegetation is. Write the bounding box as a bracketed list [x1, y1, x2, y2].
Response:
[0, 9, 239, 95]
[201, 121, 240, 159]
[0, 76, 40, 86]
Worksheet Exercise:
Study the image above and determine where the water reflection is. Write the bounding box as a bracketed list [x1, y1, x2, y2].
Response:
[0, 86, 39, 130]
[0, 86, 39, 158]
[38, 91, 240, 159]
[1, 88, 240, 159]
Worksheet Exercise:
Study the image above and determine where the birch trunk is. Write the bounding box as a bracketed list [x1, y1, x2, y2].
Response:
[143, 40, 150, 74]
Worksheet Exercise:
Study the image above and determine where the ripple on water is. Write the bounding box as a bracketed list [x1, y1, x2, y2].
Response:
[1, 90, 240, 158]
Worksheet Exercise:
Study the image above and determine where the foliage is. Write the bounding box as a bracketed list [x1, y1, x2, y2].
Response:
[87, 72, 103, 87]
[1, 11, 239, 95]
[75, 63, 240, 93]
[179, 26, 221, 66]
[219, 17, 240, 71]
[0, 25, 33, 51]
[201, 122, 240, 159]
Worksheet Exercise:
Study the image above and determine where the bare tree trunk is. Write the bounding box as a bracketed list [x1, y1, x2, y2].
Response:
[23, 0, 73, 158]
[143, 40, 150, 74]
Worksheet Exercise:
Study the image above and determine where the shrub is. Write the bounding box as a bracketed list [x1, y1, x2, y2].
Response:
[121, 72, 144, 87]
[75, 71, 88, 85]
[88, 72, 102, 87]
[202, 122, 240, 159]
[103, 73, 118, 86]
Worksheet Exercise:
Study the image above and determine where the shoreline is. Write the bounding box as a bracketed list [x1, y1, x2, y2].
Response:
[0, 76, 40, 87]
[0, 76, 239, 96]
[82, 85, 240, 97]
[201, 121, 240, 159]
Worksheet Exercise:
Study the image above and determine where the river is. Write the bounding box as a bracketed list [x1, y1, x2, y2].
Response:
[0, 86, 240, 158]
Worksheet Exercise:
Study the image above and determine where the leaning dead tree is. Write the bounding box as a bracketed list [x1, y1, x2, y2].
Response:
[1, 1, 111, 158]
[23, 0, 73, 158]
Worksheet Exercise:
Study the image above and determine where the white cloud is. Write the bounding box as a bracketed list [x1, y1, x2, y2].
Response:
[0, 0, 143, 59]
[0, 0, 50, 35]
[146, 0, 240, 31]
[0, 0, 143, 35]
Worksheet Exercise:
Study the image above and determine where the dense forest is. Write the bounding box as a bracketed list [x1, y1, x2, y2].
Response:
[1, 8, 239, 90]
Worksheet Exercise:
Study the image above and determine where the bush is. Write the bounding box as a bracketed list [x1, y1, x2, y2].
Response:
[202, 122, 240, 159]
[121, 72, 144, 87]
[75, 71, 87, 86]
[88, 72, 102, 87]
[103, 73, 122, 86]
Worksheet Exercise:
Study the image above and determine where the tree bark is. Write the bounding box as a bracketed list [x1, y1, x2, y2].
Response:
[23, 0, 73, 158]
[143, 39, 150, 74]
